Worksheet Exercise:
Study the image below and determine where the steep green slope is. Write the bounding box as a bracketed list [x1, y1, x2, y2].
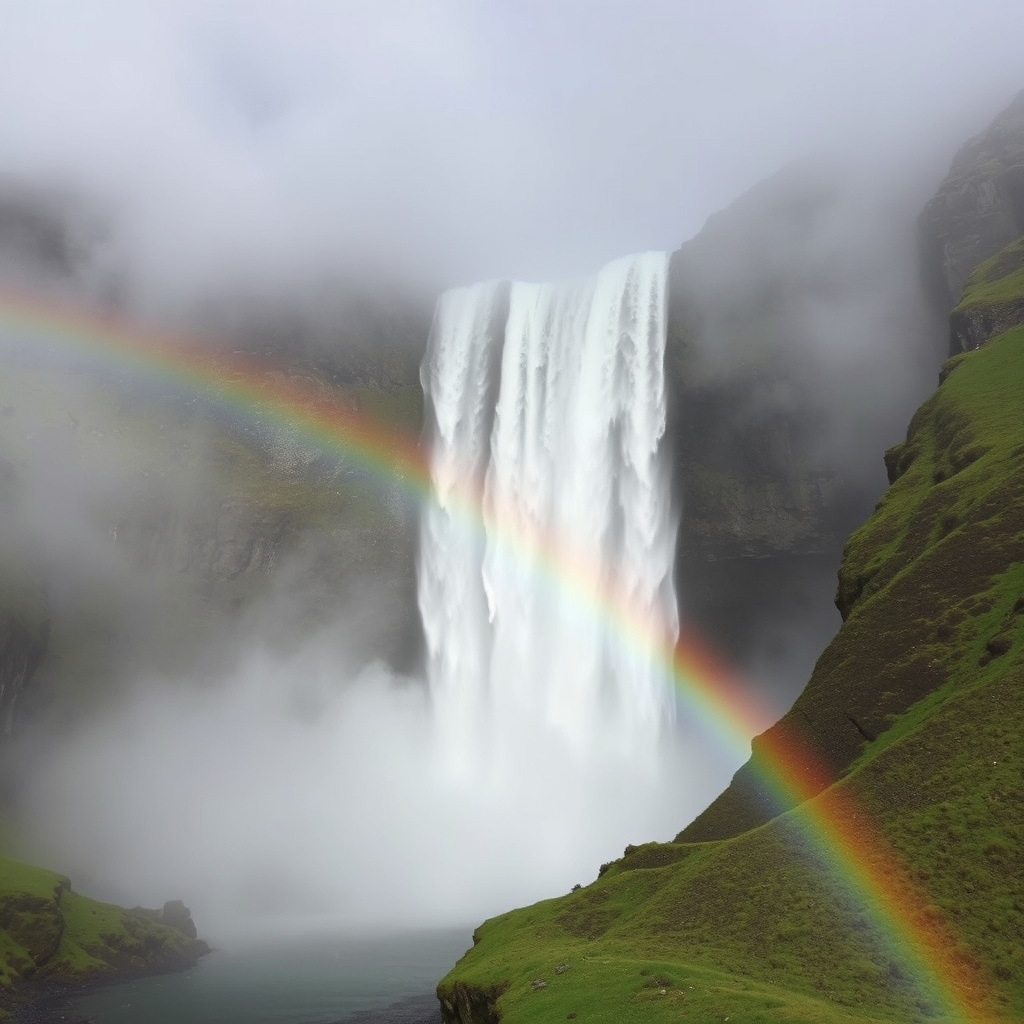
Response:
[437, 323, 1024, 1023]
[0, 856, 205, 1017]
[949, 236, 1024, 352]
[682, 314, 1024, 843]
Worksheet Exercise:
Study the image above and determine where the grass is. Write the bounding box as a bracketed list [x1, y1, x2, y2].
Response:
[438, 322, 1024, 1022]
[952, 238, 1024, 314]
[0, 856, 199, 1003]
[0, 859, 67, 992]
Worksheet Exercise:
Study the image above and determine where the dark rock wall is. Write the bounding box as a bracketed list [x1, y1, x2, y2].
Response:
[662, 162, 938, 685]
[0, 612, 47, 741]
[919, 90, 1024, 350]
[0, 183, 432, 728]
[950, 294, 1024, 352]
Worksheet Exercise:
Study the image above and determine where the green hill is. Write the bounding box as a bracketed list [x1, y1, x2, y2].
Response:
[0, 856, 206, 1018]
[435, 257, 1024, 1019]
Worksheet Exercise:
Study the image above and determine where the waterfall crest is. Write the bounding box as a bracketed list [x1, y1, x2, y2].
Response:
[418, 252, 677, 760]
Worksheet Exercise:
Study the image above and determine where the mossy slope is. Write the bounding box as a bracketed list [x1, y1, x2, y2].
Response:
[0, 856, 203, 1014]
[437, 323, 1024, 1023]
[682, 320, 1024, 842]
[950, 236, 1024, 351]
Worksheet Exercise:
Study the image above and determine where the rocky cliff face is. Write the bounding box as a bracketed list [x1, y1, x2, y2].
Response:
[0, 356, 426, 723]
[948, 234, 1024, 352]
[919, 90, 1024, 351]
[664, 161, 939, 680]
[0, 460, 49, 738]
[0, 609, 47, 740]
[0, 186, 432, 730]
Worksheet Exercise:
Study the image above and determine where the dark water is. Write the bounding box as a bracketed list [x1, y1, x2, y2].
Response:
[53, 927, 471, 1024]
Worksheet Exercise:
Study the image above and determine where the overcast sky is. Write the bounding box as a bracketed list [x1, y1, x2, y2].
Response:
[1, 0, 1022, 289]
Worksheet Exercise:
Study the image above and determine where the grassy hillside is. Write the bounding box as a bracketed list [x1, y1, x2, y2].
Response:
[436, 315, 1024, 1021]
[0, 856, 204, 1017]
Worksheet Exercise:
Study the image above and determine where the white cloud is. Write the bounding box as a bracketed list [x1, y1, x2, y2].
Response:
[1, 0, 1021, 293]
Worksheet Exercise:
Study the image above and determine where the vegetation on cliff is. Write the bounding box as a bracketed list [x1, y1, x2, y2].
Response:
[437, 319, 1024, 1018]
[0, 856, 206, 1017]
[950, 236, 1024, 352]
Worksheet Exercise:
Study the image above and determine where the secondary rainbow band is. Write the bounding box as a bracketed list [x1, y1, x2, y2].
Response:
[0, 288, 998, 1021]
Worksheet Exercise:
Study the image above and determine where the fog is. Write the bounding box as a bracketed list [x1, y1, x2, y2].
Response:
[18, 630, 729, 942]
[2, 0, 1023, 940]
[2, 1, 1022, 296]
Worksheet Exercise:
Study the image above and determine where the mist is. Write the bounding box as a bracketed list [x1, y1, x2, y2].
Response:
[2, 1, 1023, 297]
[2, 0, 1024, 947]
[16, 624, 730, 942]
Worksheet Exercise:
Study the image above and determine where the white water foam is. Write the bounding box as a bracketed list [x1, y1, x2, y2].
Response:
[419, 252, 679, 769]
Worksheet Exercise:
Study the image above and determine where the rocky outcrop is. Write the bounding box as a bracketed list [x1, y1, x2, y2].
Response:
[157, 899, 198, 940]
[437, 980, 505, 1024]
[0, 877, 68, 972]
[0, 860, 208, 1012]
[947, 235, 1024, 351]
[950, 293, 1024, 351]
[919, 90, 1024, 347]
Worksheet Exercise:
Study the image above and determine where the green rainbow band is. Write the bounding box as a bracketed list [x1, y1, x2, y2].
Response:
[0, 288, 999, 1020]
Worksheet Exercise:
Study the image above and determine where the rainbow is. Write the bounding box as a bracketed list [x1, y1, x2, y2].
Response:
[0, 288, 1001, 1021]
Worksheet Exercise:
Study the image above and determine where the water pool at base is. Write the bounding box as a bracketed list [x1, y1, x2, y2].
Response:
[63, 927, 472, 1024]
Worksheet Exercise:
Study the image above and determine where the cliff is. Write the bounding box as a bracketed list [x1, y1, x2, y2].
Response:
[680, 105, 1024, 844]
[665, 160, 939, 676]
[948, 235, 1024, 352]
[0, 857, 207, 1014]
[919, 90, 1024, 348]
[0, 546, 47, 742]
[680, 141, 1024, 847]
[434, 101, 1024, 1024]
[0, 186, 432, 730]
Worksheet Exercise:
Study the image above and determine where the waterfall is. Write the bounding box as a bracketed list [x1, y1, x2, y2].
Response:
[418, 252, 678, 763]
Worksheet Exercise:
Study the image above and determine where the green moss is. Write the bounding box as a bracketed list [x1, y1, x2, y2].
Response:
[0, 856, 198, 1002]
[46, 890, 194, 982]
[954, 237, 1024, 313]
[0, 859, 67, 989]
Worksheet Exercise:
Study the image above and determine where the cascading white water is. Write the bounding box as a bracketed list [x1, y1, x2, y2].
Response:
[419, 252, 678, 763]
